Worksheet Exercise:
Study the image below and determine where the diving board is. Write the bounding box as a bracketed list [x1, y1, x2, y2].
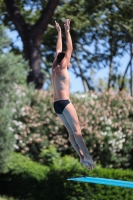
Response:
[67, 176, 133, 188]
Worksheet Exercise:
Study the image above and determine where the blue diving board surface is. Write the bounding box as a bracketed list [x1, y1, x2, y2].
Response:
[67, 176, 133, 188]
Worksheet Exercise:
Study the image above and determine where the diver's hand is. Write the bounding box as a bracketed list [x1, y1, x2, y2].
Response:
[55, 21, 61, 32]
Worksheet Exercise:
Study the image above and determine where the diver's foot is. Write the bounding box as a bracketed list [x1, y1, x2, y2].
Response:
[84, 156, 95, 169]
[80, 157, 92, 170]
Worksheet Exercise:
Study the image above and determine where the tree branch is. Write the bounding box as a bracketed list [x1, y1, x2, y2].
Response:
[4, 0, 29, 40]
[73, 50, 93, 91]
[119, 51, 132, 91]
[31, 0, 59, 39]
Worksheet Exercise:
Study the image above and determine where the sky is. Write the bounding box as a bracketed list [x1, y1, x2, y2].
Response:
[7, 30, 130, 93]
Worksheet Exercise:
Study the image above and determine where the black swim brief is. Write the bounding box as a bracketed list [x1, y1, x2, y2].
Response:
[53, 100, 70, 114]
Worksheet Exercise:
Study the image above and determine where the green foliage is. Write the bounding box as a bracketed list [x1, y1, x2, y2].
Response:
[0, 25, 31, 173]
[0, 197, 17, 200]
[72, 91, 133, 169]
[12, 90, 70, 161]
[7, 152, 49, 180]
[0, 152, 49, 200]
[42, 0, 133, 91]
[39, 145, 61, 166]
[2, 0, 133, 91]
[0, 0, 6, 18]
[0, 25, 11, 51]
[0, 152, 133, 200]
[12, 91, 133, 169]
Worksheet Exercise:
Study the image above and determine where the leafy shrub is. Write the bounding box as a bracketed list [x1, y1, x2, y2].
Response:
[0, 153, 49, 200]
[73, 91, 133, 169]
[12, 90, 69, 161]
[12, 90, 133, 169]
[0, 25, 31, 173]
[0, 197, 17, 200]
[39, 145, 62, 166]
[0, 152, 133, 200]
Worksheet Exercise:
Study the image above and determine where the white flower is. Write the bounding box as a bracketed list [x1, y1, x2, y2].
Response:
[13, 144, 19, 149]
[21, 92, 26, 96]
[100, 116, 104, 121]
[21, 107, 25, 112]
[106, 126, 111, 130]
[12, 108, 17, 113]
[109, 139, 116, 146]
[118, 143, 123, 150]
[15, 134, 18, 139]
[9, 127, 14, 132]
[13, 120, 25, 130]
[101, 131, 107, 136]
[114, 130, 123, 139]
[80, 94, 88, 98]
[90, 93, 97, 99]
[99, 117, 112, 125]
[74, 93, 88, 99]
[106, 118, 112, 125]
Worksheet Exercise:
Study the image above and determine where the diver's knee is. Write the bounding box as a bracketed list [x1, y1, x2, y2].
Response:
[72, 125, 81, 133]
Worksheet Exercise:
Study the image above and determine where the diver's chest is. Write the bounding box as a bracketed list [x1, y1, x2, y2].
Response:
[53, 67, 69, 79]
[55, 73, 69, 83]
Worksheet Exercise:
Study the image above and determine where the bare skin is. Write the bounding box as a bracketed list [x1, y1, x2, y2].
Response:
[52, 19, 95, 169]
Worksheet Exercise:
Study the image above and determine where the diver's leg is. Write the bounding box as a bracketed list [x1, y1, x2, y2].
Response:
[63, 102, 95, 168]
[58, 113, 84, 163]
